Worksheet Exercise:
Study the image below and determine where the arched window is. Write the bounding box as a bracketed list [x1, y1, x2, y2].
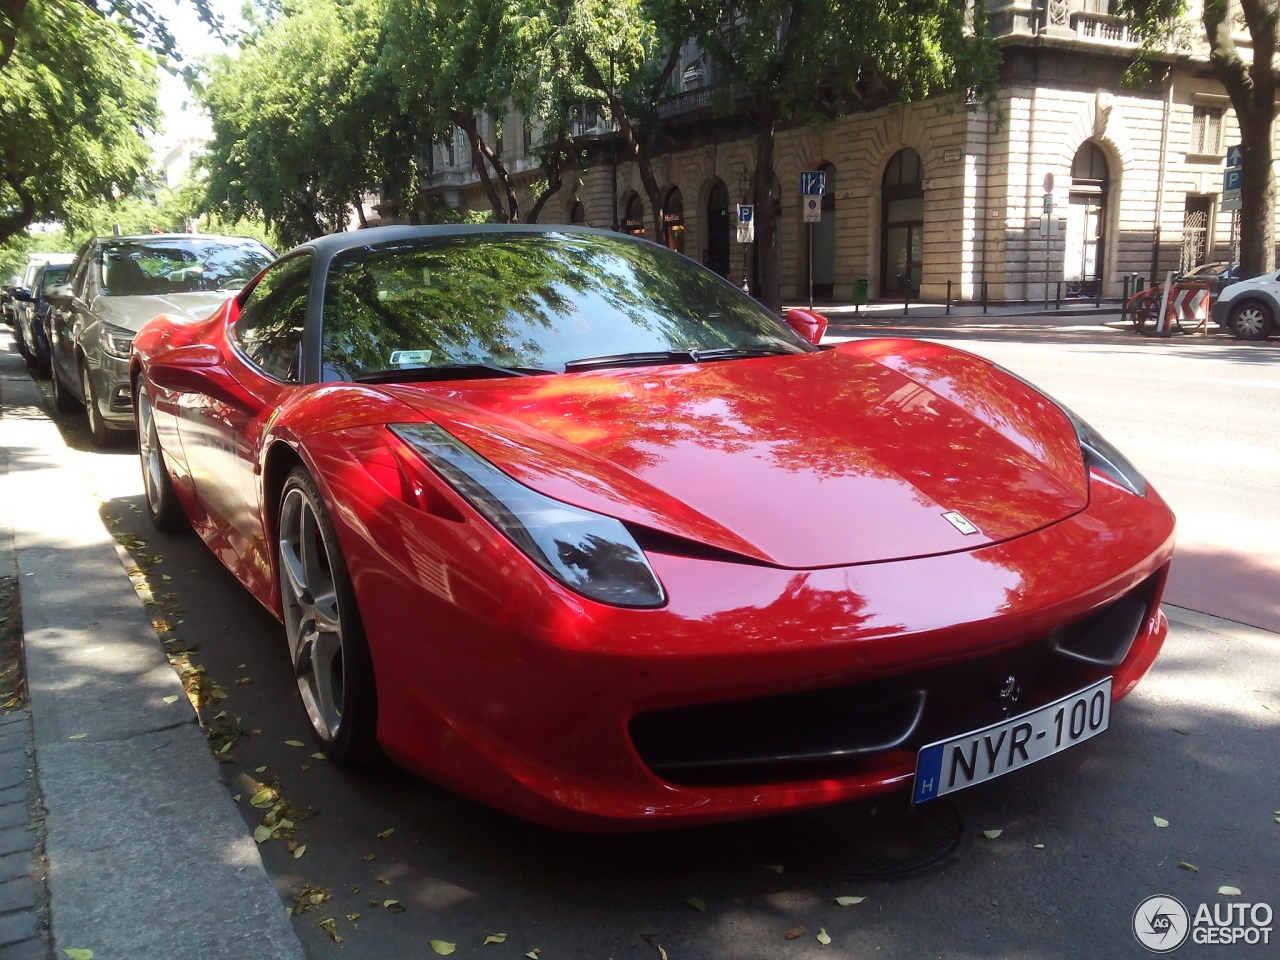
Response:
[881, 149, 924, 296]
[570, 201, 586, 225]
[705, 179, 730, 277]
[622, 193, 645, 236]
[1065, 142, 1108, 296]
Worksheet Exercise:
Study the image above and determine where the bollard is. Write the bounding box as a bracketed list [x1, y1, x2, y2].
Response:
[1055, 281, 1062, 310]
[904, 291, 910, 316]
[1094, 279, 1103, 308]
[946, 279, 952, 315]
[1121, 276, 1131, 322]
[982, 280, 988, 315]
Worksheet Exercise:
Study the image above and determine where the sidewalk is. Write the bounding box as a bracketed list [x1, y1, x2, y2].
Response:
[0, 334, 305, 960]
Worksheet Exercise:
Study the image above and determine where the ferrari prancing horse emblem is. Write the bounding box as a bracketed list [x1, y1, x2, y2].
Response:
[941, 511, 980, 535]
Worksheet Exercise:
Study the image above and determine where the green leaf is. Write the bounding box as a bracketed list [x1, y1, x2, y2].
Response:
[250, 788, 275, 808]
[1178, 861, 1198, 872]
[429, 941, 456, 956]
[377, 828, 395, 838]
[162, 695, 180, 704]
[253, 825, 272, 843]
[764, 863, 783, 873]
[64, 951, 94, 960]
[68, 734, 87, 740]
[1153, 816, 1169, 828]
[686, 896, 706, 912]
[1219, 885, 1242, 896]
[293, 844, 307, 859]
[816, 928, 831, 945]
[285, 740, 306, 747]
[982, 829, 1002, 839]
[834, 896, 865, 906]
[483, 933, 508, 945]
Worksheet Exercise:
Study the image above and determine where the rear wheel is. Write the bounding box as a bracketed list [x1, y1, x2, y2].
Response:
[1229, 300, 1275, 341]
[135, 383, 186, 532]
[277, 467, 378, 763]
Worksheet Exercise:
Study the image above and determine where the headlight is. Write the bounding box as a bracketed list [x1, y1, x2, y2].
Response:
[992, 363, 1147, 498]
[390, 423, 666, 608]
[100, 322, 135, 360]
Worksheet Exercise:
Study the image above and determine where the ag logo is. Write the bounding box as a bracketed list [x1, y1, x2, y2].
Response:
[1133, 895, 1190, 953]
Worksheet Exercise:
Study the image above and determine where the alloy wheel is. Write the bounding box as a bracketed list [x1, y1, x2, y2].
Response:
[278, 484, 347, 742]
[1231, 304, 1271, 340]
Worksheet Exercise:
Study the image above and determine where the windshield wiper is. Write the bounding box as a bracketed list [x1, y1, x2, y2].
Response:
[563, 351, 698, 372]
[354, 363, 553, 384]
[688, 346, 799, 362]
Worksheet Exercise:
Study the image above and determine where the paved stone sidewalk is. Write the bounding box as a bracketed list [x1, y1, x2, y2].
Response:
[0, 708, 49, 960]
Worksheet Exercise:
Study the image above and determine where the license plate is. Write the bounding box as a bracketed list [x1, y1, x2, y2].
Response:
[913, 677, 1112, 803]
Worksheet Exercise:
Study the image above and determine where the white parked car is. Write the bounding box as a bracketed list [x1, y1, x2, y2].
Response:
[1210, 268, 1280, 340]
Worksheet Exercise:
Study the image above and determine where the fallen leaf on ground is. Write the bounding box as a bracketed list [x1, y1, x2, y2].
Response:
[1219, 886, 1242, 896]
[250, 788, 276, 808]
[686, 896, 706, 912]
[1178, 861, 1199, 872]
[765, 864, 784, 873]
[1033, 843, 1045, 849]
[361, 854, 375, 861]
[63, 951, 94, 960]
[785, 926, 806, 940]
[382, 899, 405, 913]
[318, 918, 342, 944]
[377, 828, 395, 838]
[525, 950, 541, 959]
[982, 829, 1002, 839]
[817, 928, 831, 945]
[285, 739, 306, 747]
[68, 734, 86, 741]
[254, 766, 267, 773]
[483, 933, 508, 945]
[162, 695, 180, 704]
[835, 896, 865, 906]
[1153, 816, 1169, 828]
[429, 940, 456, 955]
[346, 913, 361, 922]
[253, 825, 272, 844]
[311, 752, 326, 760]
[293, 844, 307, 859]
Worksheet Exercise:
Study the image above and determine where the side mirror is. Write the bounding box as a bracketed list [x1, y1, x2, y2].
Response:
[11, 289, 32, 302]
[44, 283, 73, 301]
[785, 308, 829, 345]
[146, 343, 261, 412]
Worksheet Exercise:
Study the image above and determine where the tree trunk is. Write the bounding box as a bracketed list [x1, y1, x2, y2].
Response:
[453, 112, 511, 222]
[753, 103, 780, 312]
[0, 178, 34, 247]
[1236, 108, 1276, 276]
[525, 124, 569, 224]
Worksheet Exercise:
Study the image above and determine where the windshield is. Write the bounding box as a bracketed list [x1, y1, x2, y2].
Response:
[98, 237, 275, 297]
[319, 231, 813, 381]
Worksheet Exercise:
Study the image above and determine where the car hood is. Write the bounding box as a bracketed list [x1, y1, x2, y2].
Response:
[92, 292, 236, 331]
[380, 340, 1091, 568]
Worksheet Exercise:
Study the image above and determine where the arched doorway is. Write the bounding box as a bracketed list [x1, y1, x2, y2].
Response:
[570, 200, 586, 225]
[808, 163, 837, 299]
[663, 186, 685, 254]
[1065, 142, 1108, 297]
[621, 193, 645, 236]
[881, 149, 924, 296]
[705, 179, 730, 277]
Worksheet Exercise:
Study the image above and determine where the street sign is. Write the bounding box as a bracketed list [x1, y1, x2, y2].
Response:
[736, 204, 754, 242]
[1042, 194, 1053, 213]
[1043, 172, 1055, 193]
[800, 171, 826, 196]
[1224, 167, 1243, 192]
[1226, 144, 1243, 168]
[803, 196, 821, 223]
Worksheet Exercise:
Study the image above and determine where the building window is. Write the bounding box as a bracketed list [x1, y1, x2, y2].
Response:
[1190, 106, 1223, 156]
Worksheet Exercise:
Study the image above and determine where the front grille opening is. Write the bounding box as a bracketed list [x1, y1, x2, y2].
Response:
[629, 573, 1163, 790]
[630, 687, 925, 787]
[1052, 572, 1160, 667]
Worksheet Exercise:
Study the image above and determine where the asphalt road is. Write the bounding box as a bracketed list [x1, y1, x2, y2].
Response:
[20, 320, 1280, 959]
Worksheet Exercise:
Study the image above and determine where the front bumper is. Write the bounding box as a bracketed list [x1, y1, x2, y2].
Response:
[329, 448, 1177, 831]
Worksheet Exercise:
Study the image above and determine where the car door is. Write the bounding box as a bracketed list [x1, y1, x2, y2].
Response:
[177, 252, 313, 602]
[47, 245, 92, 390]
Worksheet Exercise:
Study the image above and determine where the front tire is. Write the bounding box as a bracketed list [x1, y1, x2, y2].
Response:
[81, 363, 119, 447]
[277, 467, 378, 764]
[1229, 300, 1275, 341]
[135, 382, 187, 532]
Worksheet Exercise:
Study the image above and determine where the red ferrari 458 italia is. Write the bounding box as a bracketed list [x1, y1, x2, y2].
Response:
[131, 225, 1176, 830]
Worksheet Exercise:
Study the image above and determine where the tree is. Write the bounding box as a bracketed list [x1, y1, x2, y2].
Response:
[1121, 0, 1276, 276]
[201, 0, 403, 247]
[681, 0, 998, 311]
[0, 0, 159, 245]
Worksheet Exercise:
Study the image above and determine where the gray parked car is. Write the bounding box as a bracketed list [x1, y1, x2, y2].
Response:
[46, 234, 275, 445]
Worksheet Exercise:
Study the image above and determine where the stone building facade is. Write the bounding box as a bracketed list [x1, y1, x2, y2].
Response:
[420, 0, 1270, 304]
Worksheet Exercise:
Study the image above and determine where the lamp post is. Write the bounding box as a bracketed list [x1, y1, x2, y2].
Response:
[610, 53, 619, 233]
[739, 168, 751, 293]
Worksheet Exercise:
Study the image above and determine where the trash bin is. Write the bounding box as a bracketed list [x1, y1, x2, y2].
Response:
[852, 278, 869, 306]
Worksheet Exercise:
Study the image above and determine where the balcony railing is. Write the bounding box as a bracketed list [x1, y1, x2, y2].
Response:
[1071, 12, 1135, 44]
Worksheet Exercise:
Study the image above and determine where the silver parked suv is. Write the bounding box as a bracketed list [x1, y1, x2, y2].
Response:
[46, 233, 275, 445]
[1210, 267, 1280, 341]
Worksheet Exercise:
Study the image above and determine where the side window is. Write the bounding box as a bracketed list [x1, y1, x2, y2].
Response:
[232, 253, 312, 383]
[68, 247, 92, 300]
